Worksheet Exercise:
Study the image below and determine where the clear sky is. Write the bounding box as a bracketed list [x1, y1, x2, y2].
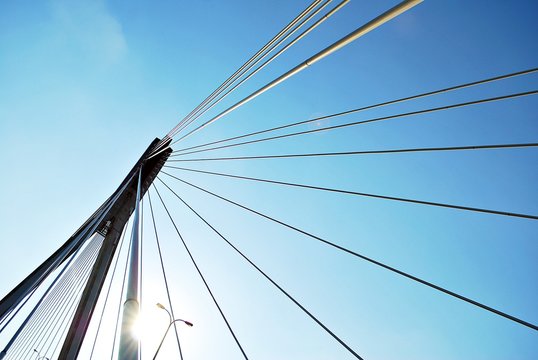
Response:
[0, 0, 537, 359]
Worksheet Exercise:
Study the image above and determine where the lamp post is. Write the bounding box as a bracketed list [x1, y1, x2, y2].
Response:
[33, 349, 49, 360]
[153, 303, 193, 360]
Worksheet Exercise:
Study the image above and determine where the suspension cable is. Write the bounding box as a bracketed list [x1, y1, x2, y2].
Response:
[89, 223, 129, 359]
[0, 288, 38, 334]
[153, 185, 250, 359]
[44, 239, 103, 359]
[159, 172, 538, 332]
[143, 0, 330, 160]
[173, 0, 349, 139]
[172, 0, 331, 137]
[19, 236, 103, 360]
[169, 143, 538, 162]
[163, 167, 538, 221]
[6, 236, 102, 360]
[170, 90, 538, 158]
[157, 177, 365, 359]
[147, 191, 184, 360]
[171, 67, 538, 154]
[173, 0, 423, 145]
[36, 237, 104, 360]
[6, 243, 97, 359]
[167, 0, 325, 139]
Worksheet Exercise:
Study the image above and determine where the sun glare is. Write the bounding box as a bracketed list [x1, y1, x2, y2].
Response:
[131, 315, 143, 340]
[130, 309, 165, 347]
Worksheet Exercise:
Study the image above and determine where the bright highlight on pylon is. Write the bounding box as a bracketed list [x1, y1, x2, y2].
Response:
[131, 315, 143, 340]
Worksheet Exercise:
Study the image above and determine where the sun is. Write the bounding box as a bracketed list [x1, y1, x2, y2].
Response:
[130, 307, 168, 348]
[131, 314, 143, 340]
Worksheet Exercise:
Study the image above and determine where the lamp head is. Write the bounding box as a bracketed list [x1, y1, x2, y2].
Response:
[156, 303, 166, 310]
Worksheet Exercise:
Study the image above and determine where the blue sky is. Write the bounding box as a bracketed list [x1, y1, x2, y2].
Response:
[0, 0, 537, 359]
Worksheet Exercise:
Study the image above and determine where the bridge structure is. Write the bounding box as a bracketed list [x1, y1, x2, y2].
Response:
[0, 0, 537, 359]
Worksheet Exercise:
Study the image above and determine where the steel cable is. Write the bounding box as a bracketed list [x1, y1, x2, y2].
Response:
[159, 172, 538, 332]
[171, 67, 538, 155]
[88, 223, 129, 359]
[162, 164, 538, 221]
[169, 143, 538, 163]
[147, 191, 184, 360]
[153, 185, 250, 360]
[170, 90, 538, 158]
[172, 0, 349, 140]
[157, 177, 365, 359]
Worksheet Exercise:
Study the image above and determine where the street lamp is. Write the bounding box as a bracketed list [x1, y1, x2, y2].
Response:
[33, 349, 49, 360]
[153, 303, 193, 360]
